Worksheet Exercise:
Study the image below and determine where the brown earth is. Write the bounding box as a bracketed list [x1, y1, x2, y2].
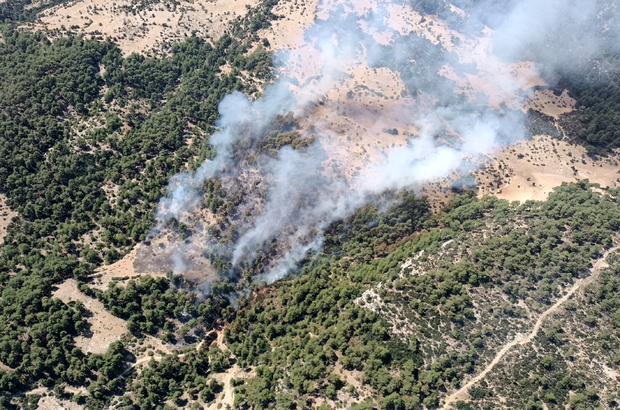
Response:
[526, 89, 576, 119]
[92, 244, 173, 292]
[53, 279, 127, 354]
[298, 63, 416, 181]
[91, 247, 140, 291]
[35, 395, 84, 410]
[475, 135, 620, 203]
[32, 0, 259, 55]
[133, 221, 219, 284]
[0, 194, 16, 245]
[258, 0, 319, 50]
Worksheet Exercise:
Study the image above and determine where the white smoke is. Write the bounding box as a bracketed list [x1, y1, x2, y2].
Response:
[154, 0, 620, 286]
[155, 84, 298, 226]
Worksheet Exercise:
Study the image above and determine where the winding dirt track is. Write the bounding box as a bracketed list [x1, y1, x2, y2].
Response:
[125, 331, 212, 374]
[440, 246, 618, 409]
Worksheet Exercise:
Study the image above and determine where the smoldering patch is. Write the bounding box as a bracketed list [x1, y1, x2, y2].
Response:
[145, 0, 620, 295]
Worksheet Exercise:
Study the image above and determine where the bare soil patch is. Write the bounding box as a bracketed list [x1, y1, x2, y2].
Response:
[258, 0, 319, 50]
[92, 244, 171, 292]
[298, 63, 416, 181]
[53, 279, 127, 354]
[526, 89, 576, 119]
[91, 247, 139, 291]
[33, 0, 258, 55]
[134, 226, 218, 284]
[0, 194, 16, 245]
[475, 135, 620, 202]
[36, 395, 84, 410]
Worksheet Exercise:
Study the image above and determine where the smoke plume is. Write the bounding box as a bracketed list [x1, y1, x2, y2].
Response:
[154, 0, 620, 287]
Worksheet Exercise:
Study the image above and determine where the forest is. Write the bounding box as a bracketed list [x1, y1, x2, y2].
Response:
[556, 55, 620, 153]
[0, 0, 276, 405]
[0, 0, 619, 408]
[224, 182, 620, 409]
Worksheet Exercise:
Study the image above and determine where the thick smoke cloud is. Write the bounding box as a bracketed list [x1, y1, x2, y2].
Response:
[155, 83, 297, 226]
[463, 0, 620, 77]
[154, 0, 620, 286]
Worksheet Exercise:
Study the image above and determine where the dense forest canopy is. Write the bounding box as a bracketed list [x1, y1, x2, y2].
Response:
[0, 0, 275, 405]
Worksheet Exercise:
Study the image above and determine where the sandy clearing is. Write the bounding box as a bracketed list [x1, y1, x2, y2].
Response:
[0, 360, 11, 372]
[293, 61, 417, 181]
[475, 135, 620, 203]
[258, 0, 319, 50]
[525, 89, 576, 119]
[438, 50, 546, 110]
[24, 0, 54, 10]
[205, 364, 251, 409]
[384, 0, 545, 111]
[53, 279, 127, 354]
[36, 395, 84, 410]
[24, 386, 88, 404]
[134, 233, 217, 283]
[91, 247, 138, 291]
[602, 364, 620, 380]
[0, 194, 16, 245]
[92, 245, 169, 292]
[34, 0, 258, 55]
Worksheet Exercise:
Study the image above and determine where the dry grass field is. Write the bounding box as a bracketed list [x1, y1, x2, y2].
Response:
[0, 194, 16, 245]
[25, 0, 589, 201]
[32, 0, 259, 55]
[476, 135, 620, 202]
[53, 279, 127, 354]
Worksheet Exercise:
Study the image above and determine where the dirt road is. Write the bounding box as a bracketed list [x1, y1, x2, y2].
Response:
[440, 246, 618, 409]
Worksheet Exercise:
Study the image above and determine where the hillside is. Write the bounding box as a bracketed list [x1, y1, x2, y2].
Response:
[0, 0, 619, 409]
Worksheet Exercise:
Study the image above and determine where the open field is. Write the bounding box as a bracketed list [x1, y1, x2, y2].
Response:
[32, 0, 258, 55]
[298, 63, 416, 181]
[91, 246, 167, 291]
[37, 395, 84, 410]
[258, 0, 318, 49]
[0, 194, 16, 245]
[526, 89, 576, 119]
[475, 135, 620, 202]
[91, 247, 140, 291]
[53, 279, 127, 354]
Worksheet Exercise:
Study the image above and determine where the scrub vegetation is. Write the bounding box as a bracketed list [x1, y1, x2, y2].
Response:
[0, 0, 619, 409]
